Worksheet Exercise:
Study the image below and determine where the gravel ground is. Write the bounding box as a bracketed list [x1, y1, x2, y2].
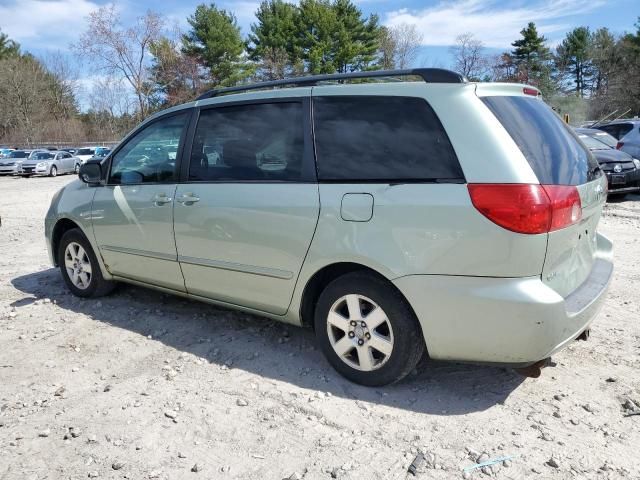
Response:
[1, 174, 639, 480]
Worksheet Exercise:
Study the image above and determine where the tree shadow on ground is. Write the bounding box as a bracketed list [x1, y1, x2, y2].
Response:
[11, 268, 527, 416]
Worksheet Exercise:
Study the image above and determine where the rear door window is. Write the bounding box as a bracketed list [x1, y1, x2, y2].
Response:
[313, 96, 463, 182]
[481, 96, 600, 185]
[188, 102, 305, 182]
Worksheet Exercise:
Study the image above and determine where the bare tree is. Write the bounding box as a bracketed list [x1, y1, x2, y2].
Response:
[379, 24, 423, 69]
[73, 5, 163, 120]
[450, 33, 488, 80]
[393, 24, 423, 68]
[41, 51, 79, 119]
[87, 76, 135, 139]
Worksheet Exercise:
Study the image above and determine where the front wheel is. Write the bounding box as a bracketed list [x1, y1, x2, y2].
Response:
[49, 165, 57, 177]
[58, 228, 116, 298]
[314, 272, 425, 386]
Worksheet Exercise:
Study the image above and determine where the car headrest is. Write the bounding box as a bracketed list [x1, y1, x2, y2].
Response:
[223, 139, 258, 168]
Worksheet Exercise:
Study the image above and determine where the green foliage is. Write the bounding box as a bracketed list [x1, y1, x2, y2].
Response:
[248, 1, 299, 62]
[556, 27, 593, 97]
[182, 3, 254, 86]
[248, 0, 381, 77]
[0, 29, 20, 60]
[509, 22, 555, 95]
[150, 36, 203, 106]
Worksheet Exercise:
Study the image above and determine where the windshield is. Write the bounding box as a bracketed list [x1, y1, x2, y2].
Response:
[33, 152, 54, 160]
[579, 134, 611, 150]
[8, 151, 27, 158]
[591, 132, 618, 148]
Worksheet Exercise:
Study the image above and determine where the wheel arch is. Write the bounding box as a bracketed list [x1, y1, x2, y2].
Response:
[51, 218, 85, 266]
[299, 262, 421, 335]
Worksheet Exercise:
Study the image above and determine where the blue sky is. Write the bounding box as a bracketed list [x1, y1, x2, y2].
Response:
[0, 0, 637, 105]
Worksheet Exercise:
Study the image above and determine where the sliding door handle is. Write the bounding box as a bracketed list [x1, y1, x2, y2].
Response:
[176, 193, 200, 205]
[152, 193, 173, 206]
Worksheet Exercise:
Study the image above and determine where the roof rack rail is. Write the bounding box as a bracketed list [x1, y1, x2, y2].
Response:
[196, 68, 466, 100]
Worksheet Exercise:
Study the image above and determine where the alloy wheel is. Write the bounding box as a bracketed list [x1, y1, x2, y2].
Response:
[326, 294, 394, 371]
[64, 242, 92, 290]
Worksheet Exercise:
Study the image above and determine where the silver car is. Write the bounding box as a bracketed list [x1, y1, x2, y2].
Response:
[0, 150, 29, 175]
[45, 69, 613, 386]
[21, 150, 81, 177]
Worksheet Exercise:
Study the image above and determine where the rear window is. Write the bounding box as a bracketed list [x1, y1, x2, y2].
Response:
[578, 134, 610, 150]
[313, 96, 463, 182]
[9, 151, 27, 158]
[481, 96, 600, 185]
[592, 132, 617, 148]
[598, 123, 633, 140]
[76, 148, 94, 155]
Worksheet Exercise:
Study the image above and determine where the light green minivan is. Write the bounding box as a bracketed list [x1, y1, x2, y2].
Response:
[45, 69, 613, 386]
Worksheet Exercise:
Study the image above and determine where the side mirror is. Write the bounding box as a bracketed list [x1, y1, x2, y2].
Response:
[79, 162, 102, 185]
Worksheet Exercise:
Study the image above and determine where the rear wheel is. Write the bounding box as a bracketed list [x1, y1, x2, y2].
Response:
[314, 272, 425, 386]
[58, 228, 115, 298]
[49, 165, 57, 177]
[74, 163, 80, 174]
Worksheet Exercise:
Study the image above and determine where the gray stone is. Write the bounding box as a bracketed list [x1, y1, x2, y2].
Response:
[547, 457, 560, 469]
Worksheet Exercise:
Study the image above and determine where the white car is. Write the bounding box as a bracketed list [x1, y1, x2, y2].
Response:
[75, 147, 97, 164]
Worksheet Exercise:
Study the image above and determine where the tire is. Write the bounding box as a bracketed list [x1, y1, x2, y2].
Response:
[314, 272, 425, 386]
[74, 163, 80, 174]
[49, 165, 57, 177]
[58, 228, 116, 298]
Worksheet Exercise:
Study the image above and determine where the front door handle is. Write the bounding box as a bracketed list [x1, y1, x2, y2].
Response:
[176, 193, 200, 205]
[153, 193, 173, 206]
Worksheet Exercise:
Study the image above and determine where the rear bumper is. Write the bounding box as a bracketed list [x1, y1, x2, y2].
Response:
[393, 233, 613, 365]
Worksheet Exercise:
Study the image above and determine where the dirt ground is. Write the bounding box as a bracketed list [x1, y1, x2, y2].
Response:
[1, 174, 639, 480]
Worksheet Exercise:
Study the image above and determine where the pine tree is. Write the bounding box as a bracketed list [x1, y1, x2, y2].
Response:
[510, 22, 554, 95]
[248, 0, 300, 79]
[182, 3, 254, 86]
[556, 27, 593, 97]
[0, 29, 20, 60]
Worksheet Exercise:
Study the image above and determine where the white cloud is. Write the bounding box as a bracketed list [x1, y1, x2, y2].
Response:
[0, 0, 101, 50]
[383, 0, 606, 48]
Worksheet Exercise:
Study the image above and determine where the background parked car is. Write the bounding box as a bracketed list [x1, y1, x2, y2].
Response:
[75, 147, 96, 164]
[87, 147, 112, 162]
[0, 148, 16, 158]
[596, 120, 640, 158]
[95, 146, 111, 157]
[576, 128, 640, 196]
[0, 150, 30, 175]
[20, 150, 80, 177]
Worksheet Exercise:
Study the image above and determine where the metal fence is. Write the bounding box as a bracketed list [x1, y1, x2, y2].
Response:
[6, 141, 120, 150]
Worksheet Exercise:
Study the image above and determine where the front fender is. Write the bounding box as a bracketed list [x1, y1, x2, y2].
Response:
[45, 180, 112, 280]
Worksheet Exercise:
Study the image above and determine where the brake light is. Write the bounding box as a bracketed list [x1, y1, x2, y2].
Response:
[468, 184, 582, 234]
[616, 141, 624, 150]
[523, 87, 539, 96]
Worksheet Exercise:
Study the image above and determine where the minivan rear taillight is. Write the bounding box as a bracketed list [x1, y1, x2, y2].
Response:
[616, 141, 624, 150]
[468, 184, 582, 234]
